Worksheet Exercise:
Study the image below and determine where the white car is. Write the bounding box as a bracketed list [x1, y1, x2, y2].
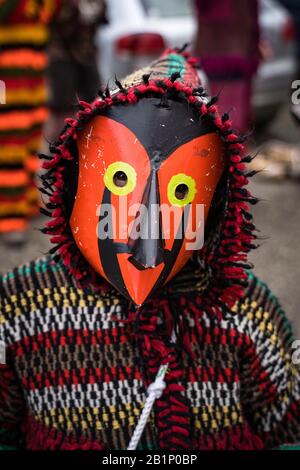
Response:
[97, 0, 296, 123]
[254, 0, 296, 122]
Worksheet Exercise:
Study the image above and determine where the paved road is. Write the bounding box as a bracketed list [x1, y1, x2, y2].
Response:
[0, 105, 299, 336]
[250, 177, 300, 336]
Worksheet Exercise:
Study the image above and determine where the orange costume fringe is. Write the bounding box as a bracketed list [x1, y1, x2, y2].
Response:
[0, 0, 60, 232]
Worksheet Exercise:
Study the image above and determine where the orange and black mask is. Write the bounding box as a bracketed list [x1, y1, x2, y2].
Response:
[69, 96, 225, 305]
[43, 50, 255, 313]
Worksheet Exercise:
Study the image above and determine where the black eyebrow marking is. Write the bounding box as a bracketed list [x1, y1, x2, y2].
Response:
[101, 97, 215, 168]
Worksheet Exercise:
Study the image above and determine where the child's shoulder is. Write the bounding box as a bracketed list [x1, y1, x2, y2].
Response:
[231, 271, 295, 346]
[0, 255, 77, 324]
[0, 255, 122, 346]
[1, 254, 71, 296]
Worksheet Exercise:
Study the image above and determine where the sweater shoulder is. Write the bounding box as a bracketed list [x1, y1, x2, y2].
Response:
[0, 256, 124, 347]
[0, 255, 122, 327]
[0, 255, 74, 297]
[0, 255, 77, 324]
[231, 271, 294, 346]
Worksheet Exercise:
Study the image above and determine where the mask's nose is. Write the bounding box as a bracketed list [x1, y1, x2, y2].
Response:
[128, 170, 164, 269]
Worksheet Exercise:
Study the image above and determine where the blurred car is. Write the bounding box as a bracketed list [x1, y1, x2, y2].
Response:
[97, 0, 296, 124]
[254, 0, 297, 123]
[98, 0, 196, 81]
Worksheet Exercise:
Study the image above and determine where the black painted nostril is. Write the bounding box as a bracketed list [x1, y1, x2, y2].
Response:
[128, 256, 149, 271]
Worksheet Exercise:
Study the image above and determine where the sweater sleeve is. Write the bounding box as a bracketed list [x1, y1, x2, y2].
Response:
[0, 285, 25, 450]
[238, 273, 300, 449]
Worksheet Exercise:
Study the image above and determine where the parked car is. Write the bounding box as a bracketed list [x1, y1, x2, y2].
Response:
[97, 0, 296, 124]
[254, 0, 297, 122]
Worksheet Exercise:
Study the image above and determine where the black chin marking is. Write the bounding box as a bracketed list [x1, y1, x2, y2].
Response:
[97, 187, 189, 303]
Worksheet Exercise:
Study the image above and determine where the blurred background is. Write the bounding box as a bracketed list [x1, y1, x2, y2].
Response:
[0, 0, 299, 334]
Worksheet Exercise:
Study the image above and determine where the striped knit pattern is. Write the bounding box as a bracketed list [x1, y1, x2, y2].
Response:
[0, 256, 299, 450]
[0, 0, 58, 232]
[119, 49, 200, 90]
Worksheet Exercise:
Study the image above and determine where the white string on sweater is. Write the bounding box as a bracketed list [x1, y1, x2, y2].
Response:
[127, 329, 176, 451]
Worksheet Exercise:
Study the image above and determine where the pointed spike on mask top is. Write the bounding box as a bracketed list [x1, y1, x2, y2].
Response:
[114, 75, 125, 92]
[207, 96, 218, 107]
[104, 84, 111, 98]
[242, 154, 255, 163]
[177, 43, 190, 53]
[142, 73, 151, 85]
[97, 88, 106, 99]
[170, 71, 181, 82]
[193, 86, 204, 96]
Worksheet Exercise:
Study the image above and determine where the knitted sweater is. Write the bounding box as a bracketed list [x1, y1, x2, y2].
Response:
[0, 255, 299, 450]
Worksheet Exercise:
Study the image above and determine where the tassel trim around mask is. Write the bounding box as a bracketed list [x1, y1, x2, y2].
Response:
[40, 48, 257, 315]
[40, 50, 258, 450]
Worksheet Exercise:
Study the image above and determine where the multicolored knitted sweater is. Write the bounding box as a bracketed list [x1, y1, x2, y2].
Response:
[0, 255, 299, 450]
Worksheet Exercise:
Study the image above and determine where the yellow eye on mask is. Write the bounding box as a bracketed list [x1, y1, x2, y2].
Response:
[71, 106, 225, 307]
[167, 174, 197, 207]
[104, 161, 137, 196]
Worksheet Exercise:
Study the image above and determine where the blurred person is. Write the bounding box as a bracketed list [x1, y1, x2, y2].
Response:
[280, 0, 300, 76]
[249, 0, 300, 180]
[194, 0, 260, 133]
[46, 0, 107, 142]
[0, 0, 60, 245]
[0, 50, 299, 451]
